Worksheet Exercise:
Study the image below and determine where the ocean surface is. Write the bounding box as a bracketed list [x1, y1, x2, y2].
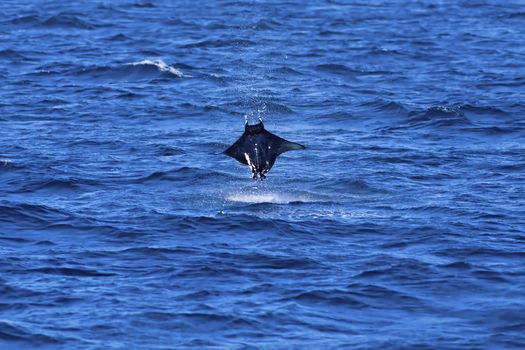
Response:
[1, 0, 525, 349]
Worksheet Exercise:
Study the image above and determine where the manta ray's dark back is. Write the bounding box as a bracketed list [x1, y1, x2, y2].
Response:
[224, 121, 305, 180]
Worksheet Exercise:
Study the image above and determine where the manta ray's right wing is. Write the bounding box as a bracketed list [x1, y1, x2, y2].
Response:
[223, 135, 250, 165]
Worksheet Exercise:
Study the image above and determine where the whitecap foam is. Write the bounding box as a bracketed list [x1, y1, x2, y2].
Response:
[126, 59, 183, 77]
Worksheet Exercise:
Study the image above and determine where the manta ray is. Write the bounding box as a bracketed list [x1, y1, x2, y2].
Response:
[224, 121, 305, 180]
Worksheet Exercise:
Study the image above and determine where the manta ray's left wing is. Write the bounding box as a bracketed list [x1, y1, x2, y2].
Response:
[260, 130, 305, 170]
[263, 130, 305, 155]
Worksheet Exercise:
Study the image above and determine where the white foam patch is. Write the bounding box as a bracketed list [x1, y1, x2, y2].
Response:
[226, 191, 314, 204]
[127, 59, 183, 77]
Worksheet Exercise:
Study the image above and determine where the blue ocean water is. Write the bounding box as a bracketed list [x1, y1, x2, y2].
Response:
[1, 0, 525, 348]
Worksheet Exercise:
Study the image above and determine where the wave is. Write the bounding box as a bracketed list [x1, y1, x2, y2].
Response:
[316, 63, 360, 75]
[65, 59, 184, 82]
[400, 103, 517, 131]
[27, 267, 114, 277]
[132, 2, 155, 8]
[273, 66, 304, 75]
[201, 73, 231, 85]
[369, 46, 402, 55]
[439, 261, 473, 270]
[0, 278, 44, 300]
[460, 126, 518, 135]
[7, 12, 99, 30]
[0, 159, 24, 171]
[314, 111, 355, 123]
[283, 289, 369, 308]
[125, 59, 184, 77]
[169, 213, 299, 235]
[316, 64, 395, 80]
[180, 39, 256, 49]
[313, 178, 383, 194]
[494, 162, 525, 172]
[202, 251, 324, 272]
[0, 321, 61, 345]
[420, 106, 464, 119]
[172, 62, 198, 70]
[155, 144, 185, 156]
[0, 49, 27, 60]
[407, 106, 472, 127]
[459, 104, 509, 116]
[21, 179, 80, 193]
[17, 177, 100, 193]
[499, 12, 525, 19]
[41, 13, 96, 29]
[252, 19, 280, 30]
[5, 14, 40, 26]
[119, 246, 201, 256]
[357, 99, 408, 115]
[0, 203, 72, 229]
[139, 310, 260, 330]
[319, 30, 343, 36]
[115, 91, 146, 99]
[106, 33, 130, 42]
[133, 167, 231, 184]
[163, 17, 198, 28]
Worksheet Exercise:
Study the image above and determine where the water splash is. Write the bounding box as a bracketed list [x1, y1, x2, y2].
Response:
[226, 190, 315, 204]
